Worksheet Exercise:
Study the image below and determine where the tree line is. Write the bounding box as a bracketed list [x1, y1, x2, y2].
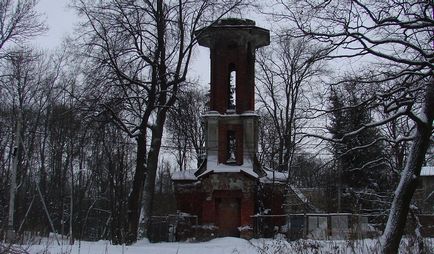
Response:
[0, 1, 433, 254]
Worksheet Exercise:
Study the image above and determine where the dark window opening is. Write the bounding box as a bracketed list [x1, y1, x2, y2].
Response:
[226, 130, 237, 164]
[228, 63, 236, 111]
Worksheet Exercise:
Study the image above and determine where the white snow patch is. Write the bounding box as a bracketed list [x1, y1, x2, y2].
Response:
[202, 111, 220, 117]
[241, 111, 259, 117]
[199, 167, 259, 178]
[193, 224, 218, 230]
[238, 225, 253, 232]
[289, 185, 309, 204]
[421, 166, 434, 176]
[202, 156, 258, 178]
[260, 170, 288, 183]
[202, 110, 259, 117]
[21, 237, 434, 254]
[172, 169, 198, 181]
[135, 238, 151, 246]
[24, 237, 255, 254]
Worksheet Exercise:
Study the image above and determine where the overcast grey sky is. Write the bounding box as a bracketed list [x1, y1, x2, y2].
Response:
[32, 0, 212, 84]
[32, 1, 274, 86]
[33, 0, 76, 49]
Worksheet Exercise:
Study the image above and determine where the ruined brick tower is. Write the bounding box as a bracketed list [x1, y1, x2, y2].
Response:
[172, 18, 270, 238]
[197, 18, 269, 168]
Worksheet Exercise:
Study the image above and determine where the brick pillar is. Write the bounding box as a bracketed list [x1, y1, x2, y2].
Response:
[235, 125, 244, 165]
[218, 124, 227, 164]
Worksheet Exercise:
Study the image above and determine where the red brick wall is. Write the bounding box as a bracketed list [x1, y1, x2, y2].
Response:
[175, 173, 259, 234]
[201, 189, 255, 229]
[202, 190, 241, 225]
[200, 174, 257, 230]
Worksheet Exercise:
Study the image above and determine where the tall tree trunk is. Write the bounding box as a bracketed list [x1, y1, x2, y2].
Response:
[141, 115, 165, 237]
[381, 80, 434, 254]
[126, 132, 147, 244]
[7, 111, 22, 241]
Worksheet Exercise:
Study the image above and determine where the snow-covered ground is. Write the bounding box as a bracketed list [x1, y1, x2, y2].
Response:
[4, 236, 433, 254]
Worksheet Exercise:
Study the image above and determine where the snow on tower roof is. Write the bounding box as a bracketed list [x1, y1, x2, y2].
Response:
[260, 170, 288, 184]
[421, 166, 434, 176]
[193, 155, 261, 179]
[197, 164, 259, 179]
[172, 169, 198, 181]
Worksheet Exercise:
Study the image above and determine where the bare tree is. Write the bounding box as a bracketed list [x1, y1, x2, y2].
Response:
[0, 47, 56, 238]
[74, 0, 246, 243]
[256, 35, 329, 174]
[0, 1, 46, 237]
[275, 1, 434, 253]
[166, 87, 207, 170]
[0, 0, 46, 54]
[0, 1, 46, 236]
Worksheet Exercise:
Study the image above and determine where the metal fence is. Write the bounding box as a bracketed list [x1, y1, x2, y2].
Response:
[148, 214, 198, 243]
[148, 213, 434, 242]
[252, 213, 383, 240]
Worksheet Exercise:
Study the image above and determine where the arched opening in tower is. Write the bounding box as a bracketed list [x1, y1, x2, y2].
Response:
[228, 63, 237, 111]
[226, 130, 237, 164]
